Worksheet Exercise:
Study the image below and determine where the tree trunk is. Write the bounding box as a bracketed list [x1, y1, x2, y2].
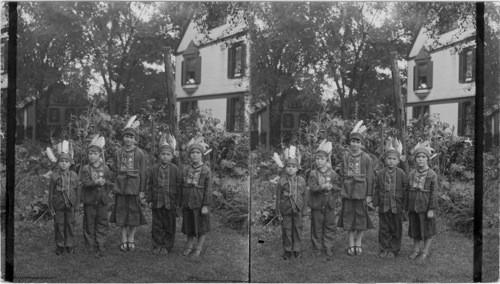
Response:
[163, 47, 179, 139]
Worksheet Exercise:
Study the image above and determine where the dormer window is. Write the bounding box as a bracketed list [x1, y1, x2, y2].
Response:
[182, 41, 201, 86]
[459, 48, 475, 83]
[413, 46, 433, 91]
[228, 42, 246, 79]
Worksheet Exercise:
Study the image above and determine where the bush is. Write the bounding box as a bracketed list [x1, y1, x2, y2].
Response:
[212, 176, 249, 233]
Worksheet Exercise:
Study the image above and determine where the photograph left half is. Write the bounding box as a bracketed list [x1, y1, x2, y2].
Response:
[3, 2, 250, 282]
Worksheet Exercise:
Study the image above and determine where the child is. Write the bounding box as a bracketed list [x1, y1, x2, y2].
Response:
[273, 146, 307, 260]
[407, 141, 438, 260]
[47, 141, 79, 255]
[147, 134, 181, 254]
[337, 121, 374, 256]
[373, 138, 408, 258]
[307, 140, 340, 256]
[180, 136, 213, 258]
[79, 135, 112, 253]
[110, 115, 147, 252]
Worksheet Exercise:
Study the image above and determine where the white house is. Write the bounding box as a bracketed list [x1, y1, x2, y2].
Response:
[174, 19, 249, 133]
[407, 26, 475, 136]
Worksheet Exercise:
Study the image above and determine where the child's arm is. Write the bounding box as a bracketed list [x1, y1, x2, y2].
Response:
[372, 170, 380, 208]
[275, 181, 282, 221]
[175, 166, 182, 209]
[307, 171, 323, 193]
[365, 155, 374, 202]
[201, 168, 213, 215]
[146, 167, 153, 204]
[139, 150, 148, 194]
[427, 171, 438, 218]
[402, 171, 409, 212]
[78, 166, 94, 187]
[48, 175, 55, 212]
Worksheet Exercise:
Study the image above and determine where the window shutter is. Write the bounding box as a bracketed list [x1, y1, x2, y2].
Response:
[458, 51, 464, 83]
[241, 43, 247, 76]
[226, 98, 234, 132]
[471, 49, 476, 79]
[195, 56, 202, 84]
[427, 61, 433, 88]
[413, 65, 417, 90]
[457, 102, 464, 135]
[228, 46, 234, 78]
[181, 60, 186, 86]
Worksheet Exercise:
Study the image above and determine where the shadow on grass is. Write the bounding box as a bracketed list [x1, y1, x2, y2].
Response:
[251, 214, 474, 283]
[13, 210, 249, 282]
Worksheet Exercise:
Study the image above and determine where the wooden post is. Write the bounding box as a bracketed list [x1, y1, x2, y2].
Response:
[390, 51, 408, 172]
[163, 47, 179, 139]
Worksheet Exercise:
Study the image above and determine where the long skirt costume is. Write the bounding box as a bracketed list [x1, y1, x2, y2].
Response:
[180, 164, 212, 237]
[276, 175, 307, 252]
[373, 167, 408, 253]
[308, 168, 340, 252]
[79, 163, 113, 248]
[110, 147, 147, 226]
[337, 151, 374, 231]
[49, 170, 79, 249]
[407, 168, 438, 240]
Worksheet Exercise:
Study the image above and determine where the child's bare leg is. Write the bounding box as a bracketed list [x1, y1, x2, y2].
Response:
[121, 226, 128, 243]
[196, 234, 207, 251]
[412, 239, 422, 252]
[355, 230, 364, 246]
[422, 237, 433, 254]
[348, 231, 355, 247]
[183, 235, 195, 256]
[128, 226, 137, 242]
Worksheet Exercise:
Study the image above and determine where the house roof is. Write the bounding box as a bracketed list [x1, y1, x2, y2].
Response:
[408, 25, 475, 59]
[16, 91, 40, 109]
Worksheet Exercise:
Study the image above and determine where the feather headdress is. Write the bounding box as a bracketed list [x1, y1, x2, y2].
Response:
[350, 120, 367, 143]
[47, 140, 74, 163]
[186, 135, 211, 155]
[384, 137, 403, 158]
[272, 152, 284, 168]
[316, 139, 333, 156]
[123, 115, 140, 139]
[45, 147, 57, 163]
[411, 140, 437, 159]
[89, 134, 105, 151]
[158, 133, 176, 155]
[283, 145, 301, 169]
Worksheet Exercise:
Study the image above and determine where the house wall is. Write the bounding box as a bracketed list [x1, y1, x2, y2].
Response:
[176, 97, 228, 129]
[407, 47, 475, 104]
[407, 102, 460, 135]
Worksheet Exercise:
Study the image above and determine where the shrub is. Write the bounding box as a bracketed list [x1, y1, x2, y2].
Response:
[212, 176, 249, 232]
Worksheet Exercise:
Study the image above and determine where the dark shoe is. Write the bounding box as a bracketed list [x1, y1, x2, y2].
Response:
[293, 251, 301, 258]
[386, 251, 395, 259]
[66, 247, 74, 254]
[120, 242, 128, 252]
[283, 251, 292, 260]
[56, 246, 64, 255]
[378, 250, 388, 258]
[408, 251, 420, 260]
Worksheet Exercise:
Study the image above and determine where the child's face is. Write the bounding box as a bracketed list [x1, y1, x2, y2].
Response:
[123, 134, 136, 146]
[159, 151, 173, 164]
[285, 164, 298, 176]
[58, 158, 71, 171]
[350, 138, 362, 152]
[189, 149, 203, 164]
[415, 153, 428, 168]
[385, 155, 399, 169]
[315, 155, 328, 169]
[88, 150, 100, 164]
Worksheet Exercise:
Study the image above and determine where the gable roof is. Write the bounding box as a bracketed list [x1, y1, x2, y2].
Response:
[408, 25, 475, 59]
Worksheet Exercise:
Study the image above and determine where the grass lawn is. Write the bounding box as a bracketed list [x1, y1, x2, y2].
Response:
[251, 214, 475, 283]
[13, 210, 249, 282]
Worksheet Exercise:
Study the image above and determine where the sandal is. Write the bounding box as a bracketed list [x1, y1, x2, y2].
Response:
[347, 246, 355, 256]
[128, 242, 135, 252]
[355, 246, 363, 256]
[120, 242, 128, 252]
[182, 247, 193, 256]
[408, 251, 420, 260]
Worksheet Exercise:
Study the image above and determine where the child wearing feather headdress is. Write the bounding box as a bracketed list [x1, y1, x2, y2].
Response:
[110, 115, 147, 252]
[406, 141, 438, 261]
[180, 134, 213, 258]
[272, 146, 307, 260]
[79, 135, 113, 253]
[307, 140, 340, 257]
[337, 121, 374, 256]
[373, 137, 408, 258]
[147, 133, 182, 254]
[47, 141, 80, 255]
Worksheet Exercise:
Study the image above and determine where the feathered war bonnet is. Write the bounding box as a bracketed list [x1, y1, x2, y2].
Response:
[411, 140, 437, 160]
[45, 140, 74, 164]
[158, 133, 176, 155]
[316, 139, 332, 158]
[88, 134, 105, 153]
[384, 137, 402, 158]
[272, 145, 301, 170]
[350, 120, 367, 145]
[185, 117, 212, 156]
[123, 115, 140, 140]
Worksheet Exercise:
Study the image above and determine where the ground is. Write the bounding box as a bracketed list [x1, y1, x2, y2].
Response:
[251, 214, 478, 283]
[13, 210, 249, 282]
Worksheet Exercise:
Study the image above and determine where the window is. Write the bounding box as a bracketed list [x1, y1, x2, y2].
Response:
[180, 100, 198, 115]
[182, 41, 201, 86]
[226, 96, 244, 132]
[458, 101, 474, 136]
[459, 48, 475, 83]
[412, 105, 429, 119]
[298, 113, 310, 125]
[413, 61, 433, 90]
[48, 108, 60, 123]
[228, 42, 246, 79]
[65, 108, 75, 122]
[282, 113, 294, 129]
